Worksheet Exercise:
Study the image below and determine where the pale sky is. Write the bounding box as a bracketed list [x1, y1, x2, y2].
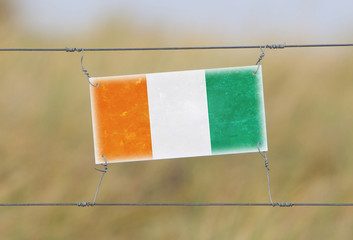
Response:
[11, 0, 353, 42]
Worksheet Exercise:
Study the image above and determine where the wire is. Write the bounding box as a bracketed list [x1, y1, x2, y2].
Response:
[93, 154, 108, 204]
[0, 43, 352, 52]
[1, 202, 353, 207]
[257, 143, 273, 204]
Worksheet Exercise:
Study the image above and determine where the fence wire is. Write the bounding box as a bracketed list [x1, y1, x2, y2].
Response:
[1, 202, 353, 207]
[0, 43, 352, 52]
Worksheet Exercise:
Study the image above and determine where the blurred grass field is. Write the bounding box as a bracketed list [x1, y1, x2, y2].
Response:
[1, 8, 353, 240]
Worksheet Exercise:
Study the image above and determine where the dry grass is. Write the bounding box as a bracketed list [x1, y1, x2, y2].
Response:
[0, 17, 353, 240]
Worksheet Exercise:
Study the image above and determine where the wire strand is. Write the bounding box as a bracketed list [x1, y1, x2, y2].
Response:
[257, 143, 273, 205]
[93, 154, 108, 204]
[0, 43, 352, 52]
[0, 202, 353, 207]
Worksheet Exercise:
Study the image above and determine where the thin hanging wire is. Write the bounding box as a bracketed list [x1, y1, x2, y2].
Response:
[253, 46, 267, 74]
[93, 154, 109, 205]
[257, 143, 274, 205]
[80, 49, 98, 87]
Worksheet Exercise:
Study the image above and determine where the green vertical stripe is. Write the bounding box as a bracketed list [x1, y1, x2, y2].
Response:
[205, 66, 266, 154]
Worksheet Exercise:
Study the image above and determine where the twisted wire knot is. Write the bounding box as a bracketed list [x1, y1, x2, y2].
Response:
[255, 50, 265, 66]
[264, 158, 270, 170]
[273, 202, 294, 207]
[82, 64, 91, 78]
[77, 202, 94, 207]
[266, 44, 286, 49]
[253, 43, 285, 74]
[65, 47, 82, 52]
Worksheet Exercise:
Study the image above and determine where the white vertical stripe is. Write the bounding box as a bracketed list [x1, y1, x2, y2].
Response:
[257, 66, 268, 152]
[146, 70, 212, 159]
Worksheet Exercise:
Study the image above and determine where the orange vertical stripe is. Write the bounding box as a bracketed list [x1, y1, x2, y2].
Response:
[90, 75, 152, 163]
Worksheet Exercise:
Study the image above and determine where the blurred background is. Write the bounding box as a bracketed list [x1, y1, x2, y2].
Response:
[1, 0, 353, 239]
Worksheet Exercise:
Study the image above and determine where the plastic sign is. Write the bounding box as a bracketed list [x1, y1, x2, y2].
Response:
[90, 66, 267, 164]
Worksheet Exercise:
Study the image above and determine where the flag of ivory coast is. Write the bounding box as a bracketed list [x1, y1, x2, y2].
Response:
[90, 65, 267, 164]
